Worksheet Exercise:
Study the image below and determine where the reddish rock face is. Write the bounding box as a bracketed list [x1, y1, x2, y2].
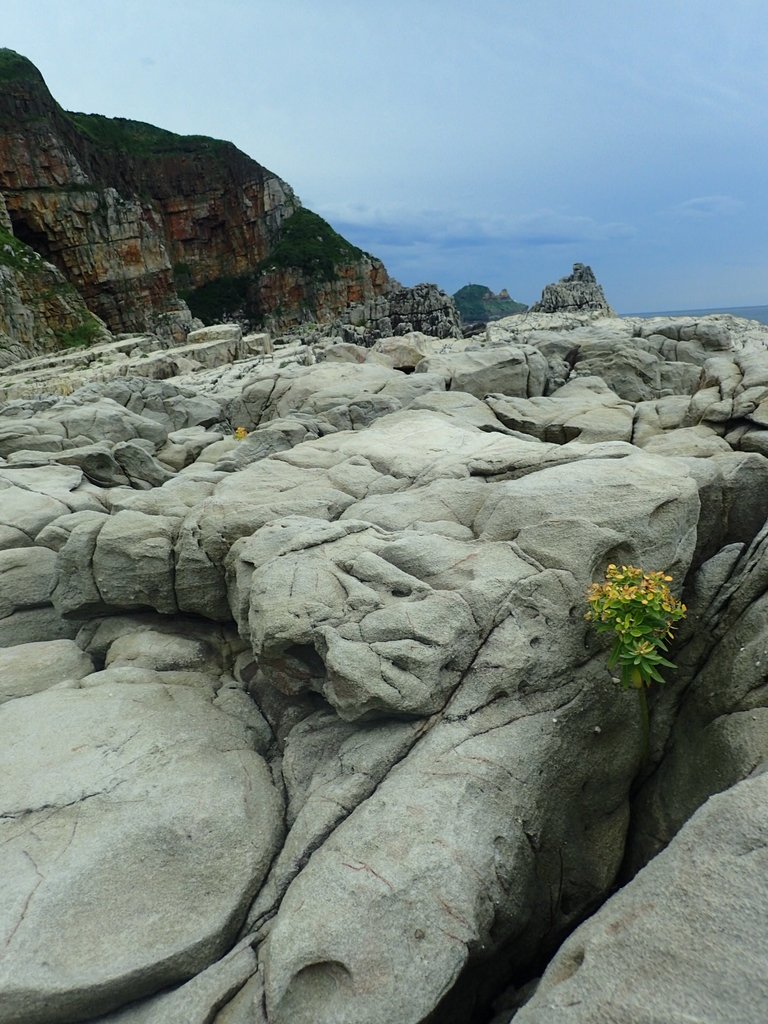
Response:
[256, 259, 392, 333]
[0, 53, 390, 335]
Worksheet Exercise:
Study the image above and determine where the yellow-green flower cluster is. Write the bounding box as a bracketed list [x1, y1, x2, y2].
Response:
[234, 426, 248, 441]
[586, 564, 686, 688]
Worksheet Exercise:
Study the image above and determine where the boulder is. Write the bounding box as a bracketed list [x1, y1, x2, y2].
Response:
[0, 546, 57, 619]
[0, 682, 283, 1024]
[511, 771, 768, 1024]
[0, 639, 94, 703]
[486, 376, 634, 444]
[417, 346, 548, 400]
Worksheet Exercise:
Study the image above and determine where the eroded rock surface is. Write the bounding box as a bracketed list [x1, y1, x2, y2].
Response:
[0, 681, 282, 1024]
[1, 310, 768, 1023]
[511, 769, 768, 1024]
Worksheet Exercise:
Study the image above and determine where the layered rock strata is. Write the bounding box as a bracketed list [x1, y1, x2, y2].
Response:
[332, 282, 463, 343]
[0, 49, 390, 339]
[0, 192, 109, 366]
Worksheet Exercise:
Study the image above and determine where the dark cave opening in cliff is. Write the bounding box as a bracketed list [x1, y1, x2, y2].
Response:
[7, 211, 57, 265]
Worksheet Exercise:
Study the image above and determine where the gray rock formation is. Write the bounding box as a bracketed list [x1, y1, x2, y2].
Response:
[511, 769, 768, 1024]
[0, 310, 767, 1023]
[333, 282, 463, 344]
[529, 262, 615, 315]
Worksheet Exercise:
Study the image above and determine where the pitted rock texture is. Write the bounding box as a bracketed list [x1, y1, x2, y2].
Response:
[0, 310, 767, 1023]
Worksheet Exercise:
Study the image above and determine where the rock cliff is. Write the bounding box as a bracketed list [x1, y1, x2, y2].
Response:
[0, 191, 109, 367]
[0, 49, 391, 339]
[332, 281, 463, 344]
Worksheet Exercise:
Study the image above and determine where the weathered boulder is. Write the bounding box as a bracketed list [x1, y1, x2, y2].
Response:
[486, 376, 634, 444]
[0, 545, 57, 618]
[627, 518, 768, 872]
[0, 681, 283, 1024]
[511, 770, 768, 1024]
[417, 345, 549, 399]
[0, 638, 93, 703]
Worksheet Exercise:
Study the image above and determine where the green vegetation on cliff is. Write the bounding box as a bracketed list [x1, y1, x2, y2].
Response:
[260, 209, 364, 282]
[0, 50, 382, 336]
[0, 48, 232, 159]
[183, 206, 371, 324]
[0, 224, 107, 354]
[182, 273, 254, 326]
[65, 112, 232, 158]
[0, 49, 43, 84]
[57, 315, 104, 349]
[453, 283, 527, 323]
[0, 225, 46, 272]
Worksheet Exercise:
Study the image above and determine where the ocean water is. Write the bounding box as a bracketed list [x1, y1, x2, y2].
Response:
[624, 304, 768, 326]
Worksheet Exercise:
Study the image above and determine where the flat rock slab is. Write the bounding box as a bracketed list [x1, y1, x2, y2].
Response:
[0, 682, 283, 1024]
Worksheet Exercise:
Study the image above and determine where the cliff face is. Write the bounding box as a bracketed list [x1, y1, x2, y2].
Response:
[0, 190, 108, 367]
[0, 49, 390, 336]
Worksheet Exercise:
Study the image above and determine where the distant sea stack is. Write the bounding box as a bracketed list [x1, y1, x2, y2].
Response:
[530, 262, 615, 315]
[0, 48, 390, 338]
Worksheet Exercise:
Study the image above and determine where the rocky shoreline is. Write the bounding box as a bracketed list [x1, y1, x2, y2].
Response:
[2, 308, 767, 1023]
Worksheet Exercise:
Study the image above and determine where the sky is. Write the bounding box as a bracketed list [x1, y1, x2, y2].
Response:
[3, 0, 768, 312]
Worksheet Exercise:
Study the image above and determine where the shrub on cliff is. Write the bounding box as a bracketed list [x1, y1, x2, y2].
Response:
[260, 209, 364, 282]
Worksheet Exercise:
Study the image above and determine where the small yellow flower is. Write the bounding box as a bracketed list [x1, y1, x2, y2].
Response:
[234, 426, 248, 441]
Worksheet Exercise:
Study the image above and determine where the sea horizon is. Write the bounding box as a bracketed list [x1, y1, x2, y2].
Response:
[621, 303, 768, 326]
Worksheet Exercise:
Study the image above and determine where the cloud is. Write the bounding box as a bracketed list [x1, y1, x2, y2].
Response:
[672, 195, 745, 218]
[316, 202, 635, 251]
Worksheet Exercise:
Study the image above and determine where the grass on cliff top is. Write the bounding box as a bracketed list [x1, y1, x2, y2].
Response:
[0, 49, 44, 84]
[65, 112, 233, 158]
[260, 209, 364, 282]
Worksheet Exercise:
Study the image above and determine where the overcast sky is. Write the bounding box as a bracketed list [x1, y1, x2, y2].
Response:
[4, 0, 767, 311]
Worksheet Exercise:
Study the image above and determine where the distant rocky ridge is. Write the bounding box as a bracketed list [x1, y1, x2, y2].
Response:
[530, 262, 614, 315]
[0, 49, 393, 352]
[453, 283, 528, 324]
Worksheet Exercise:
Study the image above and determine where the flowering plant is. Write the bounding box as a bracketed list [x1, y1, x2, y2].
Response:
[586, 564, 686, 753]
[234, 426, 248, 441]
